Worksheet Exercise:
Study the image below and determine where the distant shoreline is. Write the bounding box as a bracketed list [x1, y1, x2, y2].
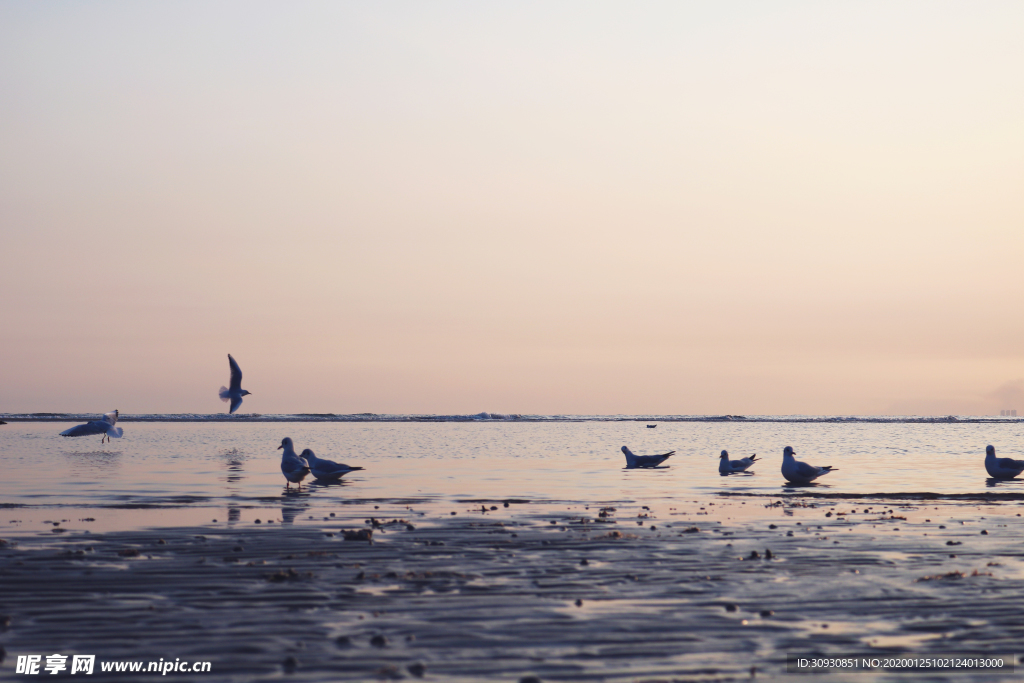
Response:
[0, 412, 1020, 424]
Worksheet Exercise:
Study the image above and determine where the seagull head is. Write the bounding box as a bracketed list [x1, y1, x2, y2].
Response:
[986, 445, 996, 457]
[783, 446, 795, 457]
[300, 448, 315, 460]
[278, 437, 293, 451]
[241, 390, 252, 397]
[720, 450, 729, 459]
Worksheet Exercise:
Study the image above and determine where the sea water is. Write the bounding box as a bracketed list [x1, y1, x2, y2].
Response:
[1, 418, 1022, 536]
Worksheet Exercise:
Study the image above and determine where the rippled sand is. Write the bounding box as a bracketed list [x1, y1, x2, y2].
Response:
[1, 496, 1021, 681]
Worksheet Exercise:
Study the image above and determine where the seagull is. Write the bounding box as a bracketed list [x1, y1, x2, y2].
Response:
[60, 410, 123, 443]
[219, 354, 251, 414]
[719, 450, 758, 475]
[781, 446, 835, 484]
[621, 446, 675, 469]
[300, 448, 364, 482]
[984, 444, 1024, 480]
[277, 437, 310, 488]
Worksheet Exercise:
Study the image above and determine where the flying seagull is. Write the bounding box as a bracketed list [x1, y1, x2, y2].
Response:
[984, 444, 1024, 480]
[277, 437, 310, 488]
[219, 354, 251, 414]
[621, 446, 675, 469]
[300, 448, 364, 482]
[719, 450, 758, 475]
[781, 446, 835, 484]
[60, 410, 123, 443]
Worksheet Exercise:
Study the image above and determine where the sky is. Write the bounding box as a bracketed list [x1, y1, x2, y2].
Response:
[1, 1, 1022, 416]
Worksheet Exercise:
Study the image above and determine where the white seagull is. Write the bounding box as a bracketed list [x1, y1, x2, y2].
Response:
[300, 448, 364, 482]
[781, 446, 835, 484]
[719, 450, 758, 475]
[60, 410, 123, 443]
[984, 445, 1024, 480]
[277, 437, 310, 488]
[621, 446, 675, 469]
[219, 354, 251, 414]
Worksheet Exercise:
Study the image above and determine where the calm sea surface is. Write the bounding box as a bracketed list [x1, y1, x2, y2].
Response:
[2, 420, 1022, 536]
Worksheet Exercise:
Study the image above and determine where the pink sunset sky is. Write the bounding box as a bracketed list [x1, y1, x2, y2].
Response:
[1, 2, 1021, 416]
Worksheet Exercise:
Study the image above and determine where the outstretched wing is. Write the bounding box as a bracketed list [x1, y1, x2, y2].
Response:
[60, 421, 107, 437]
[227, 354, 243, 391]
[229, 394, 243, 414]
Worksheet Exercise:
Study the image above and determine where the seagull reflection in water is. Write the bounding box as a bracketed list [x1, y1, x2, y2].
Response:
[280, 489, 310, 525]
[220, 451, 246, 486]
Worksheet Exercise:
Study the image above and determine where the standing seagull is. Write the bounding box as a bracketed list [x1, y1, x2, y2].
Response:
[984, 445, 1024, 479]
[300, 448, 364, 482]
[277, 437, 310, 488]
[219, 354, 251, 414]
[60, 410, 123, 444]
[621, 446, 675, 469]
[719, 450, 758, 475]
[781, 446, 835, 484]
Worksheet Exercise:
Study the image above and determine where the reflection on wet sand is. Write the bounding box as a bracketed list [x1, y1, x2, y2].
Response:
[3, 498, 1024, 680]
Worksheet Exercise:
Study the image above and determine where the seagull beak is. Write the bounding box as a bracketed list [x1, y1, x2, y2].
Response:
[277, 445, 283, 450]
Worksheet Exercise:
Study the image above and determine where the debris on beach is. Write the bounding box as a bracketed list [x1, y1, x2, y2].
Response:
[916, 569, 992, 582]
[265, 567, 312, 582]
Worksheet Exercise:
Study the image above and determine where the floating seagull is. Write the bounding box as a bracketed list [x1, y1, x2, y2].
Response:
[219, 354, 251, 414]
[984, 444, 1024, 480]
[719, 450, 758, 475]
[781, 446, 835, 484]
[60, 410, 123, 443]
[300, 448, 364, 482]
[621, 446, 674, 469]
[277, 437, 310, 488]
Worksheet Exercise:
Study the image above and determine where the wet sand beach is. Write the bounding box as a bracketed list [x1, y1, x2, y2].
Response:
[3, 495, 1023, 681]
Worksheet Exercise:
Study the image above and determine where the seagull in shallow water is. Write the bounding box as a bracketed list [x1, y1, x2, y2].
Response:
[219, 354, 251, 414]
[277, 437, 310, 488]
[300, 448, 364, 482]
[984, 444, 1024, 480]
[621, 446, 674, 469]
[719, 450, 758, 475]
[60, 410, 123, 443]
[781, 446, 835, 484]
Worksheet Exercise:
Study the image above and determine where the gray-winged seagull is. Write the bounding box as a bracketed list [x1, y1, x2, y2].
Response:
[621, 446, 674, 468]
[300, 448, 365, 482]
[60, 410, 123, 443]
[719, 450, 758, 475]
[219, 354, 251, 414]
[781, 446, 835, 484]
[277, 437, 310, 488]
[984, 444, 1024, 480]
